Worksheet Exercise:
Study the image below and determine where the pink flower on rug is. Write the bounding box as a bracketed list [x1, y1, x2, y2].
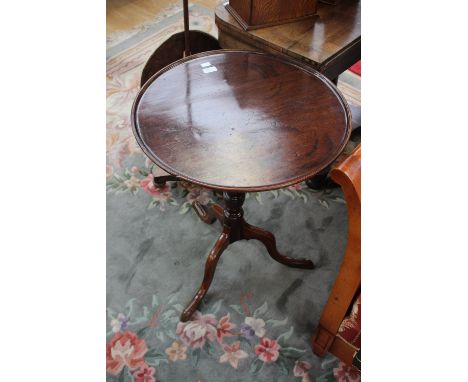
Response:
[333, 362, 360, 382]
[186, 188, 211, 205]
[176, 311, 218, 349]
[254, 337, 280, 363]
[106, 331, 148, 375]
[140, 175, 171, 198]
[293, 360, 311, 382]
[133, 365, 156, 382]
[165, 341, 187, 362]
[219, 341, 248, 369]
[216, 313, 236, 343]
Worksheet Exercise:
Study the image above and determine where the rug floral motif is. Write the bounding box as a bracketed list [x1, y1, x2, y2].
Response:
[106, 293, 360, 382]
[107, 3, 360, 381]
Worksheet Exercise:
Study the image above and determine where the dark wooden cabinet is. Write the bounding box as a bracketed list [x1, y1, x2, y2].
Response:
[226, 0, 317, 30]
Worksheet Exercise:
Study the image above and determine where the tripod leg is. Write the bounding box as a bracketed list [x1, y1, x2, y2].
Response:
[243, 223, 314, 269]
[180, 228, 230, 321]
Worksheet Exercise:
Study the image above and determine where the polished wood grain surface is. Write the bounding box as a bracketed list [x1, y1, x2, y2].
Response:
[227, 0, 317, 30]
[216, 0, 360, 79]
[133, 50, 351, 192]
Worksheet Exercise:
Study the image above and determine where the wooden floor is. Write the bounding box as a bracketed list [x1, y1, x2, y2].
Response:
[107, 0, 221, 35]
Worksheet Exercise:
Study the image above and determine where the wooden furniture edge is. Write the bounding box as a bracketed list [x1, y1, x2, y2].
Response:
[318, 37, 361, 79]
[215, 4, 362, 78]
[312, 145, 361, 357]
[132, 50, 352, 192]
[215, 10, 320, 69]
[225, 4, 318, 31]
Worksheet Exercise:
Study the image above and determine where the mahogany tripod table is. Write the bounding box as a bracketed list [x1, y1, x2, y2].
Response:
[132, 50, 351, 322]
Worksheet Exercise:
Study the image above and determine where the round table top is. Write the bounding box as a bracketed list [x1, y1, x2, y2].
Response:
[132, 50, 351, 192]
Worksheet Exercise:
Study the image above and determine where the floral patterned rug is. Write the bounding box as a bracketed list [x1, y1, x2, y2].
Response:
[106, 3, 361, 382]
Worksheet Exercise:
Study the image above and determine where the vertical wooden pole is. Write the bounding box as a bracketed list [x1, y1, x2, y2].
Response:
[183, 0, 191, 56]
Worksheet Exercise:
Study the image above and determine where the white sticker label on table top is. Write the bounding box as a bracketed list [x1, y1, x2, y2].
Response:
[202, 66, 218, 73]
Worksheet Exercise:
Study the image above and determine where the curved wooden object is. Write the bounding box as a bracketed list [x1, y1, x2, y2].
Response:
[312, 144, 361, 364]
[133, 50, 349, 323]
[140, 31, 220, 87]
[181, 228, 230, 322]
[133, 50, 351, 193]
[243, 222, 314, 269]
[181, 192, 314, 321]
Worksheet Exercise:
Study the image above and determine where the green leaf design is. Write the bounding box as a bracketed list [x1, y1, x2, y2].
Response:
[330, 196, 346, 203]
[145, 348, 168, 367]
[298, 192, 308, 202]
[253, 302, 268, 318]
[152, 295, 159, 308]
[255, 193, 263, 204]
[161, 309, 177, 322]
[250, 358, 264, 374]
[282, 189, 296, 199]
[229, 304, 244, 315]
[167, 291, 180, 305]
[210, 299, 223, 314]
[271, 190, 279, 199]
[118, 367, 133, 382]
[107, 307, 117, 320]
[238, 335, 251, 348]
[156, 331, 165, 342]
[147, 357, 168, 367]
[274, 355, 289, 375]
[148, 199, 159, 209]
[318, 199, 329, 209]
[316, 371, 337, 382]
[124, 298, 137, 317]
[172, 303, 184, 312]
[136, 326, 149, 337]
[321, 354, 339, 370]
[266, 316, 288, 327]
[191, 348, 201, 367]
[145, 349, 165, 358]
[204, 341, 216, 357]
[179, 202, 191, 214]
[277, 326, 294, 346]
[279, 346, 306, 360]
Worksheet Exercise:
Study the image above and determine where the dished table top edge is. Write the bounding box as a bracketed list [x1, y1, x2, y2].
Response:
[132, 50, 352, 192]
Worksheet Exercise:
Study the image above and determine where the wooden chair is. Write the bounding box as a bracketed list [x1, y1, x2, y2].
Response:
[312, 144, 361, 368]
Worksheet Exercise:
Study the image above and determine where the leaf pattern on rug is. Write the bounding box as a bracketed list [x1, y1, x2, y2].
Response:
[107, 295, 360, 381]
